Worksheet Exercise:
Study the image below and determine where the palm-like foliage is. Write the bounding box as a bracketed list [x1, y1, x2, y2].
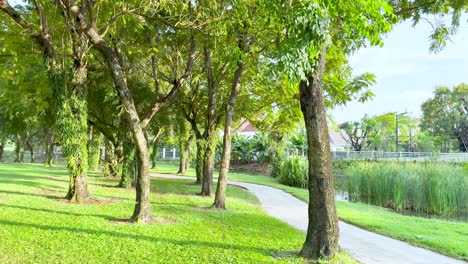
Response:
[289, 130, 307, 156]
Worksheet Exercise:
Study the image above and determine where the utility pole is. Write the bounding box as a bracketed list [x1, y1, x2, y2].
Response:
[395, 114, 399, 152]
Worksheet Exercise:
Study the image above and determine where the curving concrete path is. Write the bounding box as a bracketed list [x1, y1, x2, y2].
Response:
[152, 173, 466, 264]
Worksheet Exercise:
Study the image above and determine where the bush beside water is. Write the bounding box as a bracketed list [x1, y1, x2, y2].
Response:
[346, 162, 468, 217]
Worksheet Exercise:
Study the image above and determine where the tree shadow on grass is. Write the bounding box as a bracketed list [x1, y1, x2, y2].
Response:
[0, 174, 67, 190]
[0, 203, 115, 220]
[0, 189, 62, 199]
[0, 219, 278, 256]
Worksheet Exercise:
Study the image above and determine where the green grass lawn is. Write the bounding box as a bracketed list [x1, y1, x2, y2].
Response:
[152, 161, 468, 260]
[0, 163, 355, 263]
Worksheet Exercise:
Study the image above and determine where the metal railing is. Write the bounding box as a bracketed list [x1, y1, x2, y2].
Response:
[330, 151, 468, 162]
[2, 148, 467, 164]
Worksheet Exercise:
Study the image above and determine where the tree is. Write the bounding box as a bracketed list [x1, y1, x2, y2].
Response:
[213, 2, 269, 209]
[266, 0, 395, 259]
[62, 0, 196, 222]
[0, 0, 94, 201]
[339, 116, 378, 151]
[421, 85, 468, 152]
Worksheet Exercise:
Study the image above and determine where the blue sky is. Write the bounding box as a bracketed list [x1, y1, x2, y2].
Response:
[331, 18, 468, 123]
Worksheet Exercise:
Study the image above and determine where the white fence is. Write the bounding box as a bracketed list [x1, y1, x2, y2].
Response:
[156, 147, 468, 162]
[157, 147, 180, 160]
[330, 151, 468, 162]
[4, 147, 466, 163]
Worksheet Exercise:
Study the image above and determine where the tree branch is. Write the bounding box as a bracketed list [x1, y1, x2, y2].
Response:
[0, 0, 57, 69]
[141, 34, 196, 129]
[99, 8, 139, 38]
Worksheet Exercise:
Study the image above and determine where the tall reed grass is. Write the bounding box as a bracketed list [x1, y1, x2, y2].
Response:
[346, 162, 468, 217]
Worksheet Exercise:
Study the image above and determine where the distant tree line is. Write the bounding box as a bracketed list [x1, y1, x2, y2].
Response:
[338, 84, 468, 153]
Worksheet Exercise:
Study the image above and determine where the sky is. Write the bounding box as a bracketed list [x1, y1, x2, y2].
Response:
[331, 18, 468, 123]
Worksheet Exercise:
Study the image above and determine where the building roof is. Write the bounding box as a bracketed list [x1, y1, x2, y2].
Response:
[238, 120, 259, 133]
[329, 131, 349, 146]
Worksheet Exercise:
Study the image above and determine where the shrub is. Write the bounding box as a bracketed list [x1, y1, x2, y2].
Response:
[346, 161, 468, 217]
[277, 156, 308, 188]
[270, 158, 283, 178]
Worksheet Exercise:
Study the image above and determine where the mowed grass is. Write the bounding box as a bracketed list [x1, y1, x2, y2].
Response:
[152, 161, 468, 260]
[0, 163, 355, 263]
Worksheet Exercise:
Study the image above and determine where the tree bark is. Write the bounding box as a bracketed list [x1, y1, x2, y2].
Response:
[120, 115, 136, 188]
[0, 138, 4, 161]
[149, 128, 164, 169]
[60, 26, 91, 202]
[213, 60, 243, 209]
[15, 134, 24, 163]
[25, 132, 34, 163]
[177, 146, 187, 174]
[120, 140, 136, 188]
[103, 139, 113, 176]
[200, 132, 217, 196]
[27, 143, 34, 163]
[177, 134, 194, 175]
[195, 138, 204, 184]
[184, 134, 195, 173]
[150, 140, 159, 169]
[298, 47, 339, 259]
[200, 48, 219, 196]
[87, 125, 102, 171]
[44, 129, 55, 167]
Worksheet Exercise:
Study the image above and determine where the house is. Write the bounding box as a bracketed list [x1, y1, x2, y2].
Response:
[329, 131, 350, 151]
[235, 120, 350, 151]
[236, 120, 259, 138]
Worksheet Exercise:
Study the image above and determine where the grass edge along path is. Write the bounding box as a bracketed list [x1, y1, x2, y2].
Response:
[0, 163, 356, 264]
[152, 161, 468, 261]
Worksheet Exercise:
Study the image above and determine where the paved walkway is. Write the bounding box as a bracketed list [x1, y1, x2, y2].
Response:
[152, 173, 466, 264]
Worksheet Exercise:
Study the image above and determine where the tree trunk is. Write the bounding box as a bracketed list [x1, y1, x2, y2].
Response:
[69, 5, 154, 222]
[200, 132, 217, 196]
[177, 134, 194, 175]
[25, 133, 34, 163]
[87, 125, 102, 171]
[50, 68, 91, 202]
[0, 138, 4, 161]
[200, 47, 219, 195]
[15, 134, 24, 163]
[213, 60, 243, 209]
[177, 146, 187, 174]
[120, 116, 136, 188]
[44, 130, 55, 167]
[195, 138, 204, 184]
[298, 47, 339, 259]
[103, 139, 121, 177]
[120, 140, 136, 188]
[456, 135, 467, 152]
[184, 134, 195, 173]
[28, 143, 34, 163]
[131, 134, 153, 222]
[150, 140, 158, 169]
